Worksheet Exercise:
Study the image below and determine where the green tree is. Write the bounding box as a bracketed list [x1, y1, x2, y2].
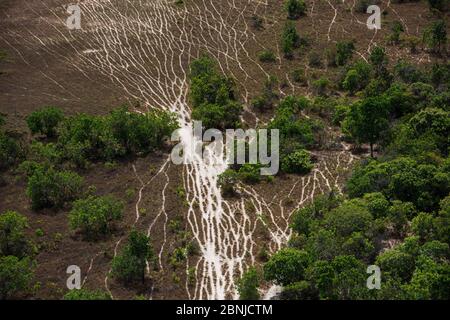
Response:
[369, 46, 388, 77]
[427, 0, 447, 12]
[0, 256, 34, 299]
[376, 248, 415, 282]
[26, 166, 83, 210]
[26, 107, 64, 138]
[237, 267, 260, 300]
[69, 195, 124, 238]
[264, 248, 311, 285]
[64, 288, 112, 300]
[335, 41, 355, 66]
[285, 0, 306, 19]
[343, 97, 390, 157]
[281, 149, 313, 174]
[423, 20, 447, 53]
[111, 230, 154, 284]
[0, 211, 30, 258]
[0, 131, 24, 171]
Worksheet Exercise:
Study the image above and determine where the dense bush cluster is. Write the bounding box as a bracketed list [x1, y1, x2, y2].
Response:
[284, 0, 306, 20]
[111, 229, 154, 284]
[261, 42, 450, 299]
[56, 106, 178, 167]
[0, 114, 25, 172]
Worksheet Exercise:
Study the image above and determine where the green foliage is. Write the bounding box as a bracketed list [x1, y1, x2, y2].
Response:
[237, 267, 260, 300]
[218, 169, 239, 196]
[343, 70, 360, 95]
[264, 248, 311, 285]
[0, 211, 30, 258]
[342, 96, 390, 156]
[312, 77, 330, 96]
[258, 50, 276, 63]
[388, 21, 404, 45]
[285, 0, 306, 19]
[323, 199, 373, 238]
[423, 20, 447, 53]
[57, 107, 177, 167]
[335, 41, 355, 66]
[427, 0, 447, 11]
[69, 195, 124, 238]
[308, 51, 322, 68]
[64, 288, 112, 300]
[268, 96, 321, 155]
[0, 131, 24, 171]
[111, 230, 154, 284]
[26, 107, 64, 138]
[281, 21, 299, 58]
[346, 157, 449, 211]
[191, 101, 242, 130]
[281, 149, 313, 174]
[189, 57, 242, 129]
[26, 165, 83, 210]
[394, 60, 425, 84]
[0, 256, 34, 299]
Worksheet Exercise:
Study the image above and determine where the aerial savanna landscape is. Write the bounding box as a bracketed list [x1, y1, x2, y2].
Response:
[0, 0, 449, 302]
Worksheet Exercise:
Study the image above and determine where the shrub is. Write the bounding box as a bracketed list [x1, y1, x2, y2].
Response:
[264, 248, 311, 285]
[69, 195, 124, 238]
[394, 60, 425, 84]
[237, 267, 260, 300]
[427, 0, 447, 11]
[0, 256, 34, 299]
[251, 15, 263, 30]
[281, 149, 313, 174]
[218, 169, 239, 196]
[0, 211, 30, 258]
[189, 57, 242, 129]
[111, 230, 154, 284]
[312, 77, 330, 96]
[343, 70, 359, 95]
[57, 107, 178, 167]
[285, 0, 307, 19]
[26, 166, 83, 210]
[291, 69, 306, 84]
[64, 288, 112, 300]
[308, 51, 322, 68]
[238, 164, 262, 184]
[26, 107, 64, 138]
[258, 50, 276, 63]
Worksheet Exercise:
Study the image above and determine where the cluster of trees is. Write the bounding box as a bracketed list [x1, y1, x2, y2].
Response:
[247, 188, 449, 300]
[218, 95, 321, 195]
[189, 56, 243, 130]
[285, 0, 306, 20]
[249, 39, 450, 299]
